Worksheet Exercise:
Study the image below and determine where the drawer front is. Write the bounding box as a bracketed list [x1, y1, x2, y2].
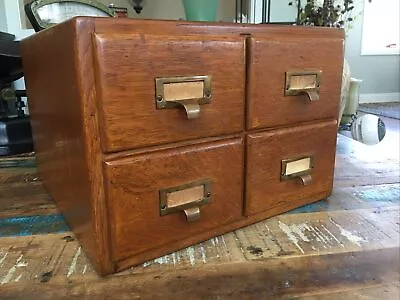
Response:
[247, 36, 343, 129]
[246, 120, 337, 216]
[94, 33, 245, 152]
[104, 138, 244, 262]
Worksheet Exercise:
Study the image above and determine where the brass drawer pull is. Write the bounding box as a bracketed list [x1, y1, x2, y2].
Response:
[159, 179, 211, 222]
[183, 207, 201, 222]
[299, 174, 312, 186]
[285, 70, 322, 102]
[281, 156, 314, 186]
[155, 76, 212, 119]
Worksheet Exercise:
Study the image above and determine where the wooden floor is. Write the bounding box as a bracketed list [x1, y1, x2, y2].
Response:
[0, 125, 399, 299]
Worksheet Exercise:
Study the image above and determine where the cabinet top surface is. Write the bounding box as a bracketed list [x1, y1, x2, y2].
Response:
[24, 16, 345, 41]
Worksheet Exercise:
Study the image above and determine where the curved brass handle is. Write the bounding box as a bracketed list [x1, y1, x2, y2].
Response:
[304, 90, 319, 102]
[155, 76, 212, 119]
[285, 70, 322, 102]
[184, 207, 201, 222]
[299, 174, 312, 186]
[170, 99, 201, 119]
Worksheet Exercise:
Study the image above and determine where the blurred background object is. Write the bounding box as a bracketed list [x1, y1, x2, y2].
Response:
[182, 0, 219, 21]
[0, 31, 32, 156]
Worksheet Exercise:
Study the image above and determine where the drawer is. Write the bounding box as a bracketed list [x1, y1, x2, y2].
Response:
[246, 120, 337, 216]
[247, 36, 343, 130]
[93, 33, 246, 152]
[104, 138, 244, 262]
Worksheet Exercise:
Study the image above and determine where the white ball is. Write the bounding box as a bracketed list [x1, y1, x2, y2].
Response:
[351, 114, 386, 145]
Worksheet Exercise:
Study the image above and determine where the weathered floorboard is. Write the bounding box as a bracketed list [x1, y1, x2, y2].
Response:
[0, 206, 398, 286]
[0, 247, 398, 299]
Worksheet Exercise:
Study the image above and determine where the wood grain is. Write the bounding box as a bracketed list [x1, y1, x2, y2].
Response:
[0, 204, 398, 285]
[0, 247, 398, 299]
[0, 181, 53, 218]
[93, 33, 245, 152]
[20, 19, 98, 271]
[104, 138, 244, 262]
[0, 167, 38, 184]
[21, 18, 113, 274]
[246, 120, 338, 216]
[92, 17, 345, 39]
[334, 133, 400, 187]
[74, 18, 114, 274]
[247, 36, 344, 129]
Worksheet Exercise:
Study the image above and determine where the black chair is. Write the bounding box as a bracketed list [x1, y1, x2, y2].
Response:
[0, 31, 33, 156]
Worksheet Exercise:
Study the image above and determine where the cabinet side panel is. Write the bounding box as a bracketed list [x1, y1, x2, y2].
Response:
[75, 19, 114, 274]
[21, 19, 110, 274]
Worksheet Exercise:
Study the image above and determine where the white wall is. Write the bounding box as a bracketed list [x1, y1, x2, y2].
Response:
[0, 1, 7, 32]
[345, 0, 400, 101]
[2, 0, 34, 39]
[360, 0, 399, 56]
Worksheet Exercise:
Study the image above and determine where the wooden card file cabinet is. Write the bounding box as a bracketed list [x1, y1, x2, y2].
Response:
[21, 18, 344, 275]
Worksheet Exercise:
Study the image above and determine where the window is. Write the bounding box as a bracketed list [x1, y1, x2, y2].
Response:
[361, 0, 400, 55]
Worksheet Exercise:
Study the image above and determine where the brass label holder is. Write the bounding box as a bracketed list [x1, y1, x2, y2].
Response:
[155, 76, 212, 119]
[159, 179, 211, 222]
[285, 70, 322, 102]
[281, 155, 315, 186]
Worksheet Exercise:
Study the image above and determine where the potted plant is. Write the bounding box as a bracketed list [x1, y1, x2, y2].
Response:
[289, 0, 356, 30]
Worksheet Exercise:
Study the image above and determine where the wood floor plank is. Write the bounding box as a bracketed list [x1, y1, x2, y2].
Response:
[0, 232, 244, 284]
[334, 134, 400, 187]
[0, 247, 398, 299]
[0, 207, 398, 286]
[290, 282, 400, 300]
[0, 167, 39, 184]
[0, 154, 35, 168]
[0, 182, 54, 219]
[289, 183, 399, 215]
[0, 215, 68, 237]
[236, 206, 399, 260]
